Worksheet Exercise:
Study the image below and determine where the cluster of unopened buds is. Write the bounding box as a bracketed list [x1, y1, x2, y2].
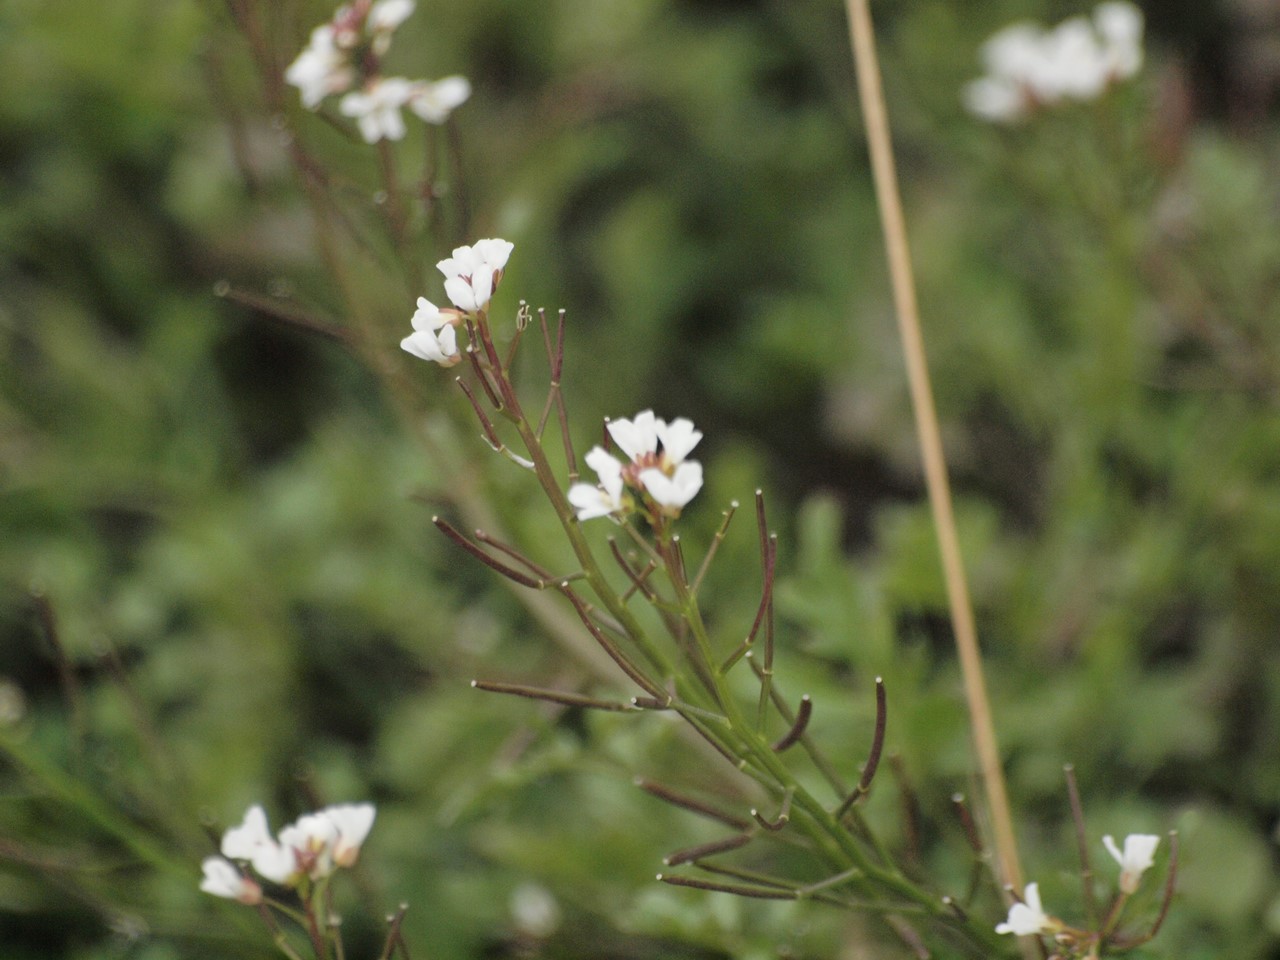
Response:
[997, 833, 1166, 955]
[286, 0, 470, 142]
[964, 1, 1143, 123]
[200, 803, 376, 904]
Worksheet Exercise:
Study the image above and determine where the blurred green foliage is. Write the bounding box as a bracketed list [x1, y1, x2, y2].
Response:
[2, 0, 1279, 957]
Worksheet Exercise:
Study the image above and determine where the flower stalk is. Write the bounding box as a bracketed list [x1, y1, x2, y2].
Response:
[843, 0, 1025, 896]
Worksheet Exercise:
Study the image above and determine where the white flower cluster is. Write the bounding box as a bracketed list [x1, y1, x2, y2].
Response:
[964, 2, 1143, 124]
[996, 833, 1159, 937]
[401, 237, 515, 366]
[568, 410, 704, 521]
[200, 803, 376, 904]
[285, 0, 471, 143]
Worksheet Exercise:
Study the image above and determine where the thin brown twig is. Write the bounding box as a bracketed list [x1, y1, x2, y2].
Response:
[842, 0, 1023, 893]
[1064, 764, 1098, 925]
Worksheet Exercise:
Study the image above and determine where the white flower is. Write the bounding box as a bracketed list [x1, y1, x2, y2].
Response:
[598, 410, 706, 516]
[568, 447, 627, 521]
[962, 77, 1029, 123]
[409, 76, 472, 124]
[1094, 1, 1143, 78]
[607, 411, 660, 462]
[965, 3, 1143, 123]
[401, 297, 461, 366]
[286, 24, 355, 109]
[437, 238, 515, 312]
[1034, 17, 1110, 101]
[220, 805, 274, 861]
[200, 857, 263, 904]
[368, 0, 415, 33]
[278, 812, 340, 881]
[1103, 833, 1159, 894]
[340, 77, 414, 143]
[325, 803, 376, 868]
[639, 461, 703, 514]
[250, 840, 298, 886]
[981, 23, 1045, 81]
[654, 417, 702, 465]
[995, 882, 1054, 936]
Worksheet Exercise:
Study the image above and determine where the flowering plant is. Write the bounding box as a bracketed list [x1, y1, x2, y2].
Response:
[285, 0, 470, 142]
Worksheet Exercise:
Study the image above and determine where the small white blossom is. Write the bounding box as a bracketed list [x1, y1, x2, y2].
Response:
[594, 410, 706, 516]
[962, 77, 1030, 123]
[200, 857, 262, 904]
[568, 447, 627, 521]
[282, 812, 342, 880]
[607, 411, 660, 462]
[340, 77, 414, 143]
[1035, 17, 1110, 101]
[220, 805, 274, 861]
[639, 461, 703, 514]
[286, 24, 355, 109]
[250, 841, 299, 886]
[325, 803, 376, 868]
[1103, 833, 1159, 894]
[409, 76, 472, 124]
[401, 297, 461, 366]
[995, 882, 1054, 936]
[964, 2, 1143, 123]
[1095, 1, 1143, 78]
[437, 238, 515, 312]
[654, 417, 702, 465]
[368, 0, 415, 33]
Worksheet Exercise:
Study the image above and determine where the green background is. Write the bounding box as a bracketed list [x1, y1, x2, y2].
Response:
[2, 0, 1278, 956]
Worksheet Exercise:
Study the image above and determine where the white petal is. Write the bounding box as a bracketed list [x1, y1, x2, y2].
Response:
[1102, 834, 1124, 866]
[325, 803, 376, 868]
[607, 411, 658, 461]
[639, 461, 702, 510]
[472, 237, 514, 272]
[444, 274, 479, 312]
[368, 0, 414, 31]
[200, 857, 260, 903]
[963, 77, 1026, 122]
[568, 483, 617, 521]
[655, 417, 702, 464]
[251, 842, 298, 885]
[995, 882, 1050, 936]
[221, 805, 273, 861]
[409, 75, 472, 123]
[411, 297, 447, 331]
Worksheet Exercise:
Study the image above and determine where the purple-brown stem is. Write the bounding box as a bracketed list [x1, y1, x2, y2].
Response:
[657, 873, 795, 900]
[835, 677, 887, 817]
[771, 695, 812, 753]
[751, 787, 794, 831]
[1064, 764, 1098, 925]
[456, 377, 503, 450]
[635, 778, 753, 831]
[472, 679, 637, 712]
[217, 285, 353, 344]
[663, 831, 752, 867]
[474, 529, 555, 580]
[608, 539, 659, 603]
[433, 515, 545, 590]
[692, 501, 739, 595]
[557, 584, 666, 699]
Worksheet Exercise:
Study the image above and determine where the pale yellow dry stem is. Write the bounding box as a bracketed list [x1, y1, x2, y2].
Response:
[842, 0, 1025, 895]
